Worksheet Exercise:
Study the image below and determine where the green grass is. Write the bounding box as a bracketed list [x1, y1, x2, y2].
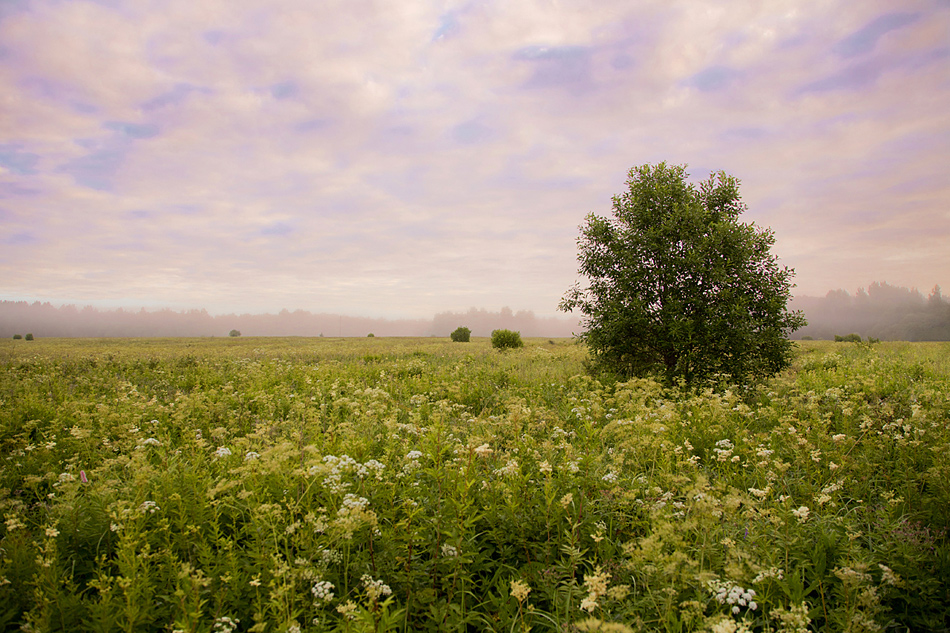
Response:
[0, 337, 948, 632]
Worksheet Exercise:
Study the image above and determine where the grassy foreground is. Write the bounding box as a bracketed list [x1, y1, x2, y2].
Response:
[1, 337, 948, 632]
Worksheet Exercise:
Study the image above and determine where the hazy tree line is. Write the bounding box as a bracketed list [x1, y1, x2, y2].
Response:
[4, 282, 946, 342]
[0, 302, 579, 339]
[791, 282, 950, 341]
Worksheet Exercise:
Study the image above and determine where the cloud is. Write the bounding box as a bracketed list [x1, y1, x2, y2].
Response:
[0, 0, 946, 316]
[513, 45, 593, 89]
[684, 65, 741, 92]
[833, 12, 920, 58]
[0, 145, 40, 174]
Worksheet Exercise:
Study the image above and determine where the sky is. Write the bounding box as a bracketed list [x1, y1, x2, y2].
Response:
[1, 0, 948, 319]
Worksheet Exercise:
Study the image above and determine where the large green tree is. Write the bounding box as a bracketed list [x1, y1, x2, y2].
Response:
[560, 162, 806, 385]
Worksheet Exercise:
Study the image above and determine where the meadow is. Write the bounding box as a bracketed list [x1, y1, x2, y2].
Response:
[0, 336, 948, 632]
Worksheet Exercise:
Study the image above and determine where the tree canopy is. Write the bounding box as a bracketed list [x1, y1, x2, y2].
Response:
[560, 162, 806, 385]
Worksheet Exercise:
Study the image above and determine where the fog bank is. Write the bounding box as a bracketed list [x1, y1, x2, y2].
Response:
[0, 302, 580, 339]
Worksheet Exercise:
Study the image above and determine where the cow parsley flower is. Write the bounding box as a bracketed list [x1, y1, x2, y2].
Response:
[311, 580, 335, 602]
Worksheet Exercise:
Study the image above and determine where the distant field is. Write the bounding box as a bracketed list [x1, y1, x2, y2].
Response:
[1, 337, 948, 632]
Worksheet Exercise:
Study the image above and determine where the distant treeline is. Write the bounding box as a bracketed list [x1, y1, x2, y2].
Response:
[5, 283, 946, 342]
[792, 282, 950, 341]
[0, 302, 580, 339]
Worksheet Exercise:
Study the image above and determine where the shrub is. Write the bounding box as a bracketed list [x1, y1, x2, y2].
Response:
[228, 329, 241, 337]
[834, 333, 862, 343]
[491, 329, 523, 350]
[24, 333, 33, 341]
[12, 334, 22, 340]
[450, 326, 471, 342]
[367, 333, 375, 337]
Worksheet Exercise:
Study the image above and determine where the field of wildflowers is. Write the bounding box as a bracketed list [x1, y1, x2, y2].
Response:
[1, 336, 948, 632]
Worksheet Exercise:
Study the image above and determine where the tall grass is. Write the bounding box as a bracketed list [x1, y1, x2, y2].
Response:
[0, 337, 947, 631]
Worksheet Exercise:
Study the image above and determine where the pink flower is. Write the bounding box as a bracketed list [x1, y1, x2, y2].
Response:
[80, 470, 88, 483]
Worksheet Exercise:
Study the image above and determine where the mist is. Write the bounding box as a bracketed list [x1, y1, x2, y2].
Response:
[5, 281, 948, 342]
[0, 302, 581, 339]
[792, 282, 950, 341]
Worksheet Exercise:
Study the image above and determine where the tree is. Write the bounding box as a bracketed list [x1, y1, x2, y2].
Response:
[450, 326, 471, 342]
[228, 329, 241, 337]
[560, 162, 806, 385]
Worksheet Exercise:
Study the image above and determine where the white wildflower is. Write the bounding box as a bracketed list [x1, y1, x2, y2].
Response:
[792, 506, 810, 523]
[441, 543, 458, 558]
[311, 580, 335, 602]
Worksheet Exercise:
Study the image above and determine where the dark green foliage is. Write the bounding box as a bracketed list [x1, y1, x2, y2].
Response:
[561, 162, 806, 385]
[228, 329, 241, 337]
[367, 333, 375, 337]
[835, 333, 862, 343]
[12, 334, 22, 340]
[450, 326, 471, 342]
[491, 329, 523, 350]
[24, 333, 33, 341]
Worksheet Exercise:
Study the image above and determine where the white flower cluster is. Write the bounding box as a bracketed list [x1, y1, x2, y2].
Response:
[341, 494, 369, 511]
[212, 616, 239, 633]
[311, 580, 335, 602]
[752, 567, 784, 583]
[494, 459, 519, 476]
[580, 566, 610, 612]
[244, 451, 260, 461]
[320, 548, 342, 565]
[441, 543, 458, 557]
[358, 459, 386, 480]
[714, 439, 739, 462]
[214, 446, 232, 459]
[792, 506, 810, 523]
[361, 574, 392, 602]
[139, 500, 160, 514]
[706, 579, 757, 614]
[319, 454, 386, 490]
[320, 454, 359, 493]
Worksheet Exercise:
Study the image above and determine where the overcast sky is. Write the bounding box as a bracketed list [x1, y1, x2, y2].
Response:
[1, 0, 948, 318]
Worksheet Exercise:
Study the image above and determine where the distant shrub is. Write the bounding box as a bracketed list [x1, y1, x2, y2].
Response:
[24, 333, 33, 341]
[834, 333, 862, 343]
[868, 337, 880, 344]
[801, 335, 814, 341]
[12, 334, 22, 340]
[450, 326, 471, 342]
[491, 329, 523, 350]
[228, 329, 241, 337]
[367, 333, 375, 337]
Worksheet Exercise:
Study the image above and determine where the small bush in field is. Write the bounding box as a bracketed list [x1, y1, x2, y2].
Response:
[367, 333, 375, 337]
[491, 329, 523, 349]
[24, 333, 33, 341]
[12, 334, 22, 340]
[835, 333, 862, 342]
[228, 329, 241, 337]
[450, 326, 471, 342]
